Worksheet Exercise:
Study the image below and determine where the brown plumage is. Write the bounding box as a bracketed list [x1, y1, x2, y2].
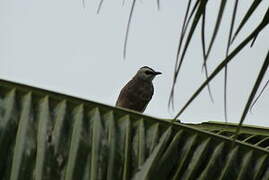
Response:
[116, 66, 161, 113]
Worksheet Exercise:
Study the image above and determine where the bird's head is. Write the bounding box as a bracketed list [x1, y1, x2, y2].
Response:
[135, 66, 162, 81]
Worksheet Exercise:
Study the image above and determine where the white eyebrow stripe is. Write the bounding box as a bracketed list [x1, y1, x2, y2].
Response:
[140, 66, 155, 72]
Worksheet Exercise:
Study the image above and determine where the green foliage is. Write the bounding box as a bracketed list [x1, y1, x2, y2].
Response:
[0, 79, 269, 179]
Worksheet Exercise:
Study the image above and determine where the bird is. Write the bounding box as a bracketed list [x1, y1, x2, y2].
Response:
[116, 66, 161, 113]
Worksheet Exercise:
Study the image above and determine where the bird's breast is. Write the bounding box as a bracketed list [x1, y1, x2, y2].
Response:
[116, 79, 154, 112]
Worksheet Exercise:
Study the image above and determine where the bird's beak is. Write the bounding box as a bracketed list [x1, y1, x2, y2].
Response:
[154, 71, 162, 75]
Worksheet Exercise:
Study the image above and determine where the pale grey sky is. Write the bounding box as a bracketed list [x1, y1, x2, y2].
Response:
[0, 0, 268, 126]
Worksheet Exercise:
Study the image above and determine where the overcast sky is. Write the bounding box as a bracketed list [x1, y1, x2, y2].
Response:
[1, 0, 269, 126]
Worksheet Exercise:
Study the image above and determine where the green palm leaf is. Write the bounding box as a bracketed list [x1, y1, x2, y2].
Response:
[1, 79, 269, 179]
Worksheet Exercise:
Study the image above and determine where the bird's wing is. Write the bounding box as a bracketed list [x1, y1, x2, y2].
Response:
[139, 83, 154, 112]
[116, 80, 153, 112]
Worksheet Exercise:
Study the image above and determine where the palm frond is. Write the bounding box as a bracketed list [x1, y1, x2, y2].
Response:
[123, 0, 137, 58]
[2, 79, 269, 179]
[97, 0, 104, 14]
[82, 0, 86, 8]
[250, 78, 269, 112]
[232, 0, 263, 42]
[201, 9, 214, 102]
[168, 0, 198, 109]
[174, 16, 268, 119]
[203, 0, 227, 62]
[169, 0, 208, 109]
[233, 51, 269, 141]
[223, 0, 239, 122]
[157, 0, 160, 10]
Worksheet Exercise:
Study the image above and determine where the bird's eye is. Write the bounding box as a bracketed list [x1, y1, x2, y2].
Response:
[145, 70, 153, 75]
